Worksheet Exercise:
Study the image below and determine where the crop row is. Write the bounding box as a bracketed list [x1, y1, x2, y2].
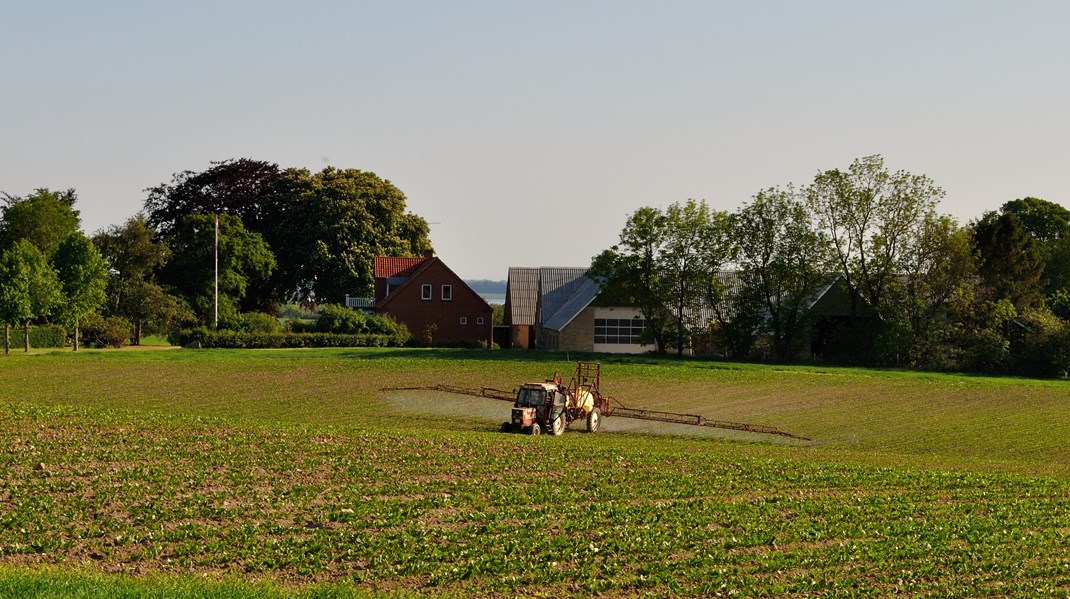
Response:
[1, 403, 1069, 597]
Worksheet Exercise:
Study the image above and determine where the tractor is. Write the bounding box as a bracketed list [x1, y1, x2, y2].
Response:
[500, 362, 608, 436]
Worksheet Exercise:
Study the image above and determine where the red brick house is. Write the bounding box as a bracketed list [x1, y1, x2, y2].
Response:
[373, 252, 493, 346]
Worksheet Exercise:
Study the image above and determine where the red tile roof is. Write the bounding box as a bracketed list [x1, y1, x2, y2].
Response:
[374, 256, 427, 279]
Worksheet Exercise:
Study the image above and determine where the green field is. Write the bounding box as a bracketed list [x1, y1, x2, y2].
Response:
[1, 348, 1069, 597]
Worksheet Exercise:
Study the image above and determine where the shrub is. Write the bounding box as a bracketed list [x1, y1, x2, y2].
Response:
[316, 304, 368, 334]
[1011, 309, 1070, 378]
[171, 329, 409, 349]
[81, 315, 131, 348]
[244, 312, 281, 334]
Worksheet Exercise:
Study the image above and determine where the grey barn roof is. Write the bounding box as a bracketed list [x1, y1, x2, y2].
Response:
[543, 276, 601, 331]
[505, 267, 540, 326]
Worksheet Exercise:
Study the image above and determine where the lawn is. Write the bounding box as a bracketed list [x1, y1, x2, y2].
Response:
[1, 348, 1068, 597]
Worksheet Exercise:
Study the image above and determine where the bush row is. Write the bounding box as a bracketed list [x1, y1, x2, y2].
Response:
[170, 328, 408, 349]
[3, 325, 68, 349]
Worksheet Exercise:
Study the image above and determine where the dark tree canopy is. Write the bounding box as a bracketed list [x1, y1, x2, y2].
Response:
[0, 188, 81, 258]
[973, 211, 1044, 311]
[260, 167, 432, 304]
[144, 158, 281, 239]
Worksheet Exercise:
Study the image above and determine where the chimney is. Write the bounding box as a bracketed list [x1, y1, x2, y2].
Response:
[423, 249, 434, 258]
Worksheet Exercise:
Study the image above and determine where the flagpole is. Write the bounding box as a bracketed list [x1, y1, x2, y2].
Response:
[214, 213, 219, 328]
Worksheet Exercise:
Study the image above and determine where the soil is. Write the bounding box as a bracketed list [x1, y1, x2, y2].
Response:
[379, 390, 806, 445]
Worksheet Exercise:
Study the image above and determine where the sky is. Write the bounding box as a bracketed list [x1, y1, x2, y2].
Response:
[3, 1, 1069, 280]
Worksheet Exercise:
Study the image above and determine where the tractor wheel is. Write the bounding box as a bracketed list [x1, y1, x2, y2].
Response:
[550, 414, 565, 436]
[586, 408, 602, 433]
[500, 422, 512, 433]
[529, 423, 542, 436]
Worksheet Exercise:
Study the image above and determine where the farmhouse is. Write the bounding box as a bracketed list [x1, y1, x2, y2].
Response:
[348, 251, 493, 346]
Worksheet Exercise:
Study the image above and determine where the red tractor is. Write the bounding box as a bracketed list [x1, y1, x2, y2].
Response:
[500, 362, 609, 436]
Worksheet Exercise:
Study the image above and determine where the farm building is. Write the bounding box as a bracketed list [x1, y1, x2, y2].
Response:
[348, 251, 493, 346]
[504, 266, 868, 358]
[504, 267, 654, 353]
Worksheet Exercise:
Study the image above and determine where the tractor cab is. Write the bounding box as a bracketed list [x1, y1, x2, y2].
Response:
[510, 383, 566, 435]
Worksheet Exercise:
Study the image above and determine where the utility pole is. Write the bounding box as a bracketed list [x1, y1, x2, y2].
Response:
[214, 213, 219, 328]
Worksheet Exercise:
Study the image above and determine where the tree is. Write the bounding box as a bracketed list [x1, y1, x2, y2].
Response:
[144, 158, 281, 239]
[94, 215, 174, 343]
[260, 167, 432, 304]
[730, 187, 828, 360]
[888, 214, 976, 367]
[0, 240, 62, 353]
[806, 155, 944, 317]
[998, 197, 1070, 297]
[0, 188, 81, 257]
[973, 211, 1044, 312]
[52, 233, 109, 351]
[160, 213, 275, 326]
[589, 206, 670, 353]
[659, 200, 729, 355]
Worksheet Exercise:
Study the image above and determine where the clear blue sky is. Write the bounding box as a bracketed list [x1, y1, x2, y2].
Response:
[4, 1, 1068, 280]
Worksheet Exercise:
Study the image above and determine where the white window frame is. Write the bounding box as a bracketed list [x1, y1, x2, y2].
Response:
[460, 316, 468, 325]
[476, 317, 484, 325]
[421, 284, 432, 301]
[441, 284, 453, 301]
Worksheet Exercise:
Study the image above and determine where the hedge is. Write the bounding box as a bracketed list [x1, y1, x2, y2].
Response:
[29, 325, 67, 349]
[170, 328, 408, 349]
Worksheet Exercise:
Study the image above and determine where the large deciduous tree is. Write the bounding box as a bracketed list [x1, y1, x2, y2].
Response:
[972, 211, 1044, 312]
[144, 159, 281, 239]
[730, 187, 828, 360]
[889, 214, 976, 367]
[94, 215, 179, 344]
[659, 199, 729, 355]
[52, 232, 109, 351]
[0, 188, 81, 258]
[806, 155, 944, 317]
[0, 240, 62, 353]
[260, 167, 432, 304]
[589, 206, 670, 353]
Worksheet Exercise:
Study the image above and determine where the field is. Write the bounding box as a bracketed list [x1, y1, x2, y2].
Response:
[1, 348, 1069, 597]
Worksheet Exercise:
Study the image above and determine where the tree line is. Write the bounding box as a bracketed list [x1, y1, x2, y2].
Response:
[0, 159, 431, 351]
[592, 155, 1070, 377]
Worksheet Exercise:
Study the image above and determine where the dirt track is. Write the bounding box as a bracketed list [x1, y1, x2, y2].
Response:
[379, 390, 807, 445]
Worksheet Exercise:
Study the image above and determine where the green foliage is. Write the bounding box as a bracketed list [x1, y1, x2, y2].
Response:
[0, 239, 63, 351]
[729, 186, 828, 360]
[1010, 308, 1070, 378]
[312, 304, 410, 340]
[170, 329, 406, 349]
[973, 211, 1044, 311]
[51, 233, 109, 350]
[80, 314, 132, 348]
[244, 312, 281, 334]
[807, 155, 944, 316]
[315, 303, 369, 334]
[27, 324, 66, 348]
[0, 188, 80, 257]
[161, 213, 275, 326]
[260, 167, 432, 304]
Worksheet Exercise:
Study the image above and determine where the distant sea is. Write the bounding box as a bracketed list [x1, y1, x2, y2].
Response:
[480, 293, 505, 305]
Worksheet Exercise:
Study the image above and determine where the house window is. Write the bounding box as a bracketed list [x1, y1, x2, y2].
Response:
[460, 316, 468, 325]
[594, 317, 645, 344]
[476, 317, 484, 325]
[441, 285, 453, 301]
[421, 284, 432, 301]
